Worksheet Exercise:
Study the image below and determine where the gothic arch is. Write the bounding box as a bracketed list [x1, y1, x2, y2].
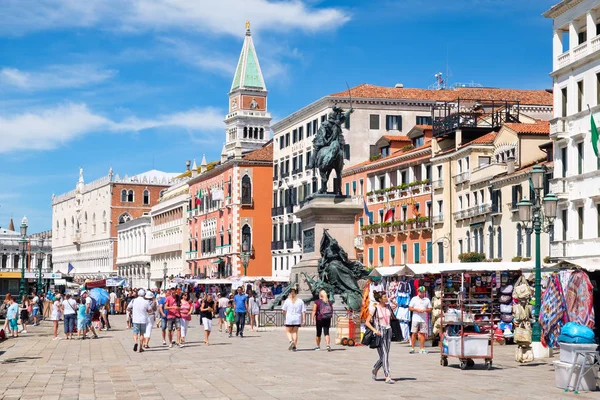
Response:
[241, 175, 252, 205]
[118, 213, 132, 224]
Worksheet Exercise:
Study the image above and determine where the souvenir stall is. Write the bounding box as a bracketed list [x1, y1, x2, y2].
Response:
[230, 277, 290, 305]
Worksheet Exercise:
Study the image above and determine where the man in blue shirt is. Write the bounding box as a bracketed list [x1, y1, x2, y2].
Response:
[233, 286, 248, 337]
[158, 288, 171, 346]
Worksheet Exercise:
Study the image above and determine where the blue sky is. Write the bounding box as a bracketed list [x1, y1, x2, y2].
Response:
[0, 0, 557, 233]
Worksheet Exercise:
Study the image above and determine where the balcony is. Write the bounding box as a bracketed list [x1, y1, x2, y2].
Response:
[285, 204, 294, 214]
[550, 238, 600, 259]
[432, 180, 444, 190]
[453, 210, 466, 220]
[470, 203, 491, 217]
[432, 214, 444, 224]
[453, 172, 470, 185]
[185, 251, 198, 261]
[292, 168, 303, 175]
[549, 117, 568, 140]
[285, 240, 294, 249]
[241, 198, 254, 207]
[271, 206, 284, 217]
[271, 241, 283, 251]
[281, 171, 290, 179]
[557, 50, 570, 69]
[354, 235, 364, 250]
[555, 35, 600, 70]
[491, 203, 501, 215]
[72, 233, 81, 244]
[572, 42, 588, 62]
[593, 35, 600, 53]
[550, 178, 568, 200]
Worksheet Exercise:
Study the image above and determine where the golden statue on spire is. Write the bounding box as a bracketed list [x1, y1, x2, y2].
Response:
[246, 21, 250, 30]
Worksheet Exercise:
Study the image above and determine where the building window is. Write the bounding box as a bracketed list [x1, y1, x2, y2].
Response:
[143, 189, 150, 205]
[561, 87, 567, 117]
[517, 224, 522, 257]
[511, 185, 522, 209]
[458, 239, 463, 254]
[561, 147, 568, 177]
[92, 213, 96, 234]
[479, 227, 484, 254]
[369, 114, 380, 130]
[344, 144, 350, 160]
[292, 129, 297, 144]
[562, 209, 568, 241]
[390, 245, 396, 264]
[466, 231, 471, 252]
[121, 189, 127, 202]
[412, 136, 424, 148]
[414, 243, 420, 263]
[128, 190, 134, 202]
[378, 246, 384, 266]
[416, 116, 432, 125]
[103, 211, 107, 233]
[385, 115, 402, 131]
[118, 213, 131, 224]
[577, 142, 584, 175]
[368, 248, 374, 267]
[242, 175, 252, 205]
[488, 227, 494, 259]
[578, 206, 584, 240]
[345, 182, 350, 196]
[578, 80, 584, 113]
[497, 227, 502, 258]
[426, 241, 432, 263]
[479, 156, 491, 168]
[526, 230, 531, 258]
[437, 242, 444, 263]
[242, 224, 252, 251]
[578, 30, 587, 45]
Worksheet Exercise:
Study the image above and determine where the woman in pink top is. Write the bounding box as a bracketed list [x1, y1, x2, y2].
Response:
[365, 291, 395, 384]
[179, 292, 192, 344]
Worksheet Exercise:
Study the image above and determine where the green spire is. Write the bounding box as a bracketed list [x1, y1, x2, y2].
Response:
[230, 22, 266, 92]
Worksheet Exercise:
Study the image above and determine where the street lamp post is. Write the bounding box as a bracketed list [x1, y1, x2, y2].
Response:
[146, 266, 151, 290]
[241, 238, 250, 276]
[18, 216, 28, 300]
[163, 262, 168, 289]
[516, 165, 558, 345]
[37, 235, 45, 294]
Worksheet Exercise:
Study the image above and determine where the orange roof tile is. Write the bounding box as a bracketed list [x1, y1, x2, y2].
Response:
[414, 125, 432, 130]
[468, 132, 497, 145]
[242, 142, 273, 161]
[331, 84, 552, 106]
[504, 120, 550, 136]
[346, 142, 431, 171]
[381, 135, 411, 142]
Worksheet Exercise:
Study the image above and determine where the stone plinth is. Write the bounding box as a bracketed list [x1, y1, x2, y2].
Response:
[291, 194, 362, 295]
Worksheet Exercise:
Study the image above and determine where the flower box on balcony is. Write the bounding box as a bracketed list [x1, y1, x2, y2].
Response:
[391, 221, 403, 231]
[381, 222, 392, 232]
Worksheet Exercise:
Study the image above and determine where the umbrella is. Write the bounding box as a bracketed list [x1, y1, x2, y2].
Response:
[88, 288, 110, 306]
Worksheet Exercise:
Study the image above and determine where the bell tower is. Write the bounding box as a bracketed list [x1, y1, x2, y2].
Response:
[222, 21, 271, 161]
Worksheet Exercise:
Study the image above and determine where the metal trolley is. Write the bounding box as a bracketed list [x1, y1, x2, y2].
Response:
[439, 272, 495, 370]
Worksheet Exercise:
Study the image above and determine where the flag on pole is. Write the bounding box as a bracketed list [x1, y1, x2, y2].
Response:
[68, 263, 74, 274]
[195, 188, 201, 206]
[363, 198, 373, 224]
[383, 194, 394, 222]
[591, 113, 599, 157]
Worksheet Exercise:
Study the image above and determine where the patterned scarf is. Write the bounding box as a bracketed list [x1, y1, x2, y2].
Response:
[539, 274, 567, 348]
[565, 271, 595, 329]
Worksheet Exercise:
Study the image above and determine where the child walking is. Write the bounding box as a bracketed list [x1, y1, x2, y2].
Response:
[77, 298, 87, 339]
[225, 300, 235, 338]
[6, 297, 19, 338]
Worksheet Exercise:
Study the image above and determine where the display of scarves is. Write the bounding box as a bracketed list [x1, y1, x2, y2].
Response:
[539, 274, 567, 348]
[565, 271, 595, 329]
[360, 281, 371, 321]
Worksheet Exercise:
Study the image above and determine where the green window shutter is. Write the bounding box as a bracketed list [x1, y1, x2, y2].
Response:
[402, 243, 407, 252]
[345, 182, 350, 196]
[426, 241, 432, 263]
[390, 245, 396, 258]
[379, 246, 384, 261]
[414, 243, 420, 263]
[359, 217, 364, 227]
[368, 248, 374, 264]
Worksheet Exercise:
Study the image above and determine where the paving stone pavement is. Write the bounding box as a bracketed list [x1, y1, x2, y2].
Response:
[0, 315, 597, 400]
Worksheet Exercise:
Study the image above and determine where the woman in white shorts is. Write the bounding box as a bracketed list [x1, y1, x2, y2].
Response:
[144, 292, 157, 349]
[200, 294, 215, 345]
[50, 294, 63, 340]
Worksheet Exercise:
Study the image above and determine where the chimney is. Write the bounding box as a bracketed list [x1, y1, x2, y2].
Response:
[395, 83, 404, 88]
[507, 156, 515, 175]
[186, 160, 191, 171]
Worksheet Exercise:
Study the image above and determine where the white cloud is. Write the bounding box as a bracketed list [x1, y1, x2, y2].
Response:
[0, 64, 117, 91]
[0, 103, 225, 153]
[0, 0, 350, 36]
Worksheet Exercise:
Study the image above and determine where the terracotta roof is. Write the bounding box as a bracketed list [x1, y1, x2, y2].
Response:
[346, 142, 431, 171]
[331, 84, 553, 106]
[468, 132, 497, 145]
[381, 135, 411, 143]
[414, 125, 432, 130]
[242, 142, 273, 161]
[491, 159, 554, 183]
[504, 120, 550, 136]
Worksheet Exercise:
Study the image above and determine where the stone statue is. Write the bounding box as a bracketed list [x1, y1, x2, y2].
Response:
[270, 230, 368, 312]
[308, 105, 353, 194]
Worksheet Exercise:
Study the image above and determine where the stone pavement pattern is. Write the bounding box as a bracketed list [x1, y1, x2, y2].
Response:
[0, 315, 596, 400]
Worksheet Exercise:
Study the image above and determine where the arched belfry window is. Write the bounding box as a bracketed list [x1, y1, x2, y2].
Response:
[260, 128, 264, 140]
[243, 127, 248, 139]
[241, 175, 252, 205]
[121, 189, 127, 202]
[143, 189, 150, 205]
[128, 190, 134, 202]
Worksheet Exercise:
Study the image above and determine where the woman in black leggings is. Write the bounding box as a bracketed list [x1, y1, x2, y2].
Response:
[312, 289, 333, 351]
[365, 291, 395, 384]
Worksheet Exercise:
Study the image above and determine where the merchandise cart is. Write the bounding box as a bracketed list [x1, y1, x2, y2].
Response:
[439, 271, 495, 370]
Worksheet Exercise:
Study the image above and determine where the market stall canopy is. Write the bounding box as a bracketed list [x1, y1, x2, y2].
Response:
[551, 258, 600, 272]
[405, 261, 536, 275]
[192, 278, 232, 285]
[106, 277, 126, 287]
[370, 266, 415, 277]
[238, 276, 290, 283]
[85, 279, 106, 289]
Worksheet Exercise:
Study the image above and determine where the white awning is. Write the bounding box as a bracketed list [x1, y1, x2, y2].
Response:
[404, 261, 536, 275]
[551, 258, 600, 272]
[191, 279, 232, 285]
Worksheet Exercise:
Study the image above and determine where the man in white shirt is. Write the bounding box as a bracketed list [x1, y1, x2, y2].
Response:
[32, 293, 41, 326]
[408, 286, 432, 354]
[109, 291, 117, 315]
[127, 289, 153, 353]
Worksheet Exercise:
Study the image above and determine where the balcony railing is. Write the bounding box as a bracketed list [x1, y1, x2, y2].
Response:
[453, 210, 466, 220]
[185, 251, 198, 260]
[281, 171, 290, 179]
[432, 179, 444, 190]
[453, 172, 470, 184]
[432, 214, 444, 224]
[285, 240, 294, 249]
[573, 42, 588, 62]
[593, 35, 600, 53]
[549, 117, 567, 138]
[557, 50, 571, 69]
[491, 203, 501, 215]
[72, 233, 81, 244]
[271, 207, 284, 217]
[271, 241, 283, 251]
[470, 203, 491, 217]
[550, 178, 567, 199]
[292, 168, 303, 175]
[556, 35, 600, 70]
[285, 204, 294, 214]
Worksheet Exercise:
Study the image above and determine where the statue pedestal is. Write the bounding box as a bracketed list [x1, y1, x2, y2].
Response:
[291, 194, 362, 297]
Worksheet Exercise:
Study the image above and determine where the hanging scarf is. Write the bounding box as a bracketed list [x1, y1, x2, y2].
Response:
[565, 271, 595, 329]
[360, 281, 371, 321]
[539, 274, 567, 348]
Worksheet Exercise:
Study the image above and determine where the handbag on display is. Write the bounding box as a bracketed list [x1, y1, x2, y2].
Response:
[514, 322, 532, 345]
[499, 295, 512, 304]
[500, 285, 513, 295]
[500, 304, 513, 314]
[500, 313, 514, 323]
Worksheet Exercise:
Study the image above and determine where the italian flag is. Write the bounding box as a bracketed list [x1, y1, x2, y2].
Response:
[383, 195, 394, 222]
[592, 113, 599, 157]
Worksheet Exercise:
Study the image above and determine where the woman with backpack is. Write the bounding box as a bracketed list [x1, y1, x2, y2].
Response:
[311, 289, 333, 351]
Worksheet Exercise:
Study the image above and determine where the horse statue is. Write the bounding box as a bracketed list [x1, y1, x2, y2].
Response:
[308, 105, 353, 194]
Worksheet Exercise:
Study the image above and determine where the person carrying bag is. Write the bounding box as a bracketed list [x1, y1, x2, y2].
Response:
[364, 290, 395, 384]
